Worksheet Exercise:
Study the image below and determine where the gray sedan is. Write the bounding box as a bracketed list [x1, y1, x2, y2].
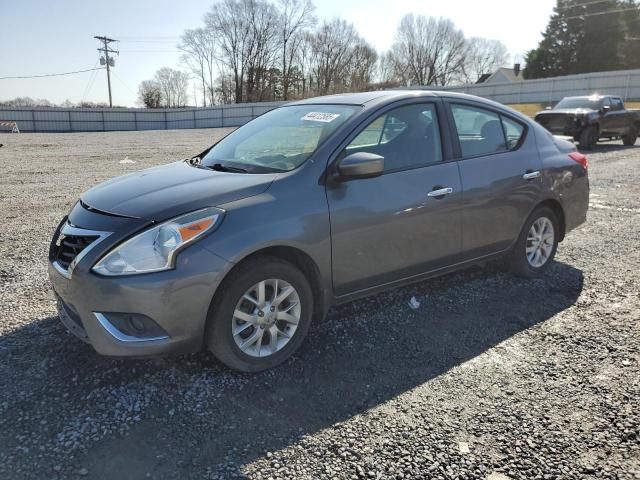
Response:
[49, 91, 589, 372]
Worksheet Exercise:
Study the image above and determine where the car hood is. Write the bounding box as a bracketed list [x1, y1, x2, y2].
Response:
[536, 108, 596, 117]
[81, 161, 277, 221]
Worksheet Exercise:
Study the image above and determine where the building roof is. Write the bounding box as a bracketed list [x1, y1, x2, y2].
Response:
[478, 67, 524, 84]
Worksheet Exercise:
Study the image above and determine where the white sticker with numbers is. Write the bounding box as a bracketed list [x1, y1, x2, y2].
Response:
[301, 112, 340, 123]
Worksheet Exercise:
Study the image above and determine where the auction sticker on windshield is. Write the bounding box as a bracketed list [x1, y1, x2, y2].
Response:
[301, 112, 341, 122]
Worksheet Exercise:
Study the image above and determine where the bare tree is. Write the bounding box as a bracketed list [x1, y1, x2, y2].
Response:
[179, 28, 217, 106]
[463, 38, 509, 83]
[349, 41, 378, 91]
[153, 68, 190, 107]
[310, 18, 359, 95]
[295, 31, 315, 97]
[244, 0, 280, 101]
[205, 0, 251, 103]
[138, 80, 163, 108]
[389, 15, 468, 86]
[278, 0, 315, 100]
[204, 0, 279, 103]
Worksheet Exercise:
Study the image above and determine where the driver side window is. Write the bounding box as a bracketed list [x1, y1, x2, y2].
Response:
[342, 103, 443, 172]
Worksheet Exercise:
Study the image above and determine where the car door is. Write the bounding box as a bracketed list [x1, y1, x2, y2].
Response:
[599, 97, 616, 135]
[608, 97, 628, 135]
[326, 101, 464, 297]
[447, 102, 543, 258]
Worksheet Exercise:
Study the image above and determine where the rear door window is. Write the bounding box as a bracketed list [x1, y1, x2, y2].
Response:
[451, 105, 506, 157]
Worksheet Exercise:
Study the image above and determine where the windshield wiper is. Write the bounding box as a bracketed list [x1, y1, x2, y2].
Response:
[209, 163, 249, 174]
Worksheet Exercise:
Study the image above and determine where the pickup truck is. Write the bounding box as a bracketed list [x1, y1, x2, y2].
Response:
[534, 95, 640, 149]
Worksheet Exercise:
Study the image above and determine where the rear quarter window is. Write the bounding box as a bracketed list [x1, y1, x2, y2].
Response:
[501, 116, 525, 149]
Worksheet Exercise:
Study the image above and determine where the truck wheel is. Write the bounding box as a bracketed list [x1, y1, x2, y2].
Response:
[623, 126, 638, 146]
[579, 126, 598, 150]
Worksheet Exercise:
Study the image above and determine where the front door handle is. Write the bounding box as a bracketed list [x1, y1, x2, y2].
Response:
[427, 187, 453, 198]
[523, 170, 541, 180]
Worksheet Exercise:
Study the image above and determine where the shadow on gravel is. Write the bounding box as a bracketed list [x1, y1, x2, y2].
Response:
[0, 261, 583, 479]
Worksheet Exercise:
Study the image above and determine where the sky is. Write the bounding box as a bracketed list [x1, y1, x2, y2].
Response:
[0, 0, 556, 107]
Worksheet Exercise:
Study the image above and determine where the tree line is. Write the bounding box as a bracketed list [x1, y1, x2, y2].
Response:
[0, 97, 125, 108]
[138, 0, 509, 107]
[525, 0, 640, 79]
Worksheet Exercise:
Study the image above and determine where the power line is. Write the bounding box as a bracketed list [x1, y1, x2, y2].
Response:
[117, 35, 180, 40]
[120, 39, 179, 43]
[81, 59, 100, 104]
[558, 0, 613, 9]
[561, 6, 640, 20]
[111, 70, 137, 97]
[119, 49, 181, 53]
[0, 67, 104, 80]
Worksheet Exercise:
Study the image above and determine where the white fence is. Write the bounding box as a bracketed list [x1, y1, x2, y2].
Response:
[418, 69, 640, 105]
[0, 102, 284, 133]
[2, 69, 639, 133]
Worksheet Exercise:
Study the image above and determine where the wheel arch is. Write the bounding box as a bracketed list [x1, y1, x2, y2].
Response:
[210, 245, 329, 325]
[533, 198, 567, 242]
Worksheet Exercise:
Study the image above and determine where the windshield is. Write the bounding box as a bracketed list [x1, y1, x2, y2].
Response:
[200, 104, 358, 173]
[555, 97, 602, 110]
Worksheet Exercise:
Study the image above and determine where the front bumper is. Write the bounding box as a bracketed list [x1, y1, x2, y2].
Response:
[49, 243, 232, 357]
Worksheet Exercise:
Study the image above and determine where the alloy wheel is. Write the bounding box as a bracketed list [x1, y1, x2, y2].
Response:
[526, 217, 555, 268]
[231, 279, 301, 358]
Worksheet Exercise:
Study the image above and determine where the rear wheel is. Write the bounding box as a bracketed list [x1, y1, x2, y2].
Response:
[579, 126, 598, 150]
[205, 257, 313, 372]
[508, 207, 559, 278]
[623, 126, 638, 146]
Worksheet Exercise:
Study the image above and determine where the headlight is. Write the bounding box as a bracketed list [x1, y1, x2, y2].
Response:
[92, 207, 224, 276]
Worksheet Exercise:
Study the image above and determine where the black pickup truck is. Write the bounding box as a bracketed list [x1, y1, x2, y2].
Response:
[534, 95, 640, 149]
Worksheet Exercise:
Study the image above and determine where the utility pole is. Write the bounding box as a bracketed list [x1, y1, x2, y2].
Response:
[94, 36, 118, 107]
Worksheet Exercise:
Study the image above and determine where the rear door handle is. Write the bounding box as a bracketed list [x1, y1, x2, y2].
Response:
[523, 170, 541, 180]
[427, 187, 453, 198]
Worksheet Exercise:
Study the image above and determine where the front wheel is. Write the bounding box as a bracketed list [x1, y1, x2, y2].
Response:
[579, 126, 598, 150]
[623, 126, 638, 146]
[508, 207, 559, 278]
[205, 257, 313, 372]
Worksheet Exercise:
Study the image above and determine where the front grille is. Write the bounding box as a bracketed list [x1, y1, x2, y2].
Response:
[50, 220, 99, 271]
[537, 114, 575, 131]
[54, 234, 98, 269]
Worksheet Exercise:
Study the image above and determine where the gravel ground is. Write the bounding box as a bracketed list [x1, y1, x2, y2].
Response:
[0, 130, 638, 480]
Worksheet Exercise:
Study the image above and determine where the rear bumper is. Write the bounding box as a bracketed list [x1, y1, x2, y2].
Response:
[49, 244, 232, 357]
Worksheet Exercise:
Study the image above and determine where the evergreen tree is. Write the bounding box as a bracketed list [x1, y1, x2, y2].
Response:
[620, 0, 640, 69]
[524, 0, 638, 78]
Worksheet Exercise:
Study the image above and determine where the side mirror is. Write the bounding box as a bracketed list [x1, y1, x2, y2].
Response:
[336, 152, 384, 180]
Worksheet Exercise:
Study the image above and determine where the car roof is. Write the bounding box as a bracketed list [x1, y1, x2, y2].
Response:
[288, 89, 507, 108]
[562, 95, 618, 100]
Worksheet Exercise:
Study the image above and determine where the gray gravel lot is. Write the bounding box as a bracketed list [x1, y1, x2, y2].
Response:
[0, 129, 638, 480]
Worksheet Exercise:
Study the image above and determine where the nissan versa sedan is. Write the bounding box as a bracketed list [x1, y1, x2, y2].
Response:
[49, 91, 589, 372]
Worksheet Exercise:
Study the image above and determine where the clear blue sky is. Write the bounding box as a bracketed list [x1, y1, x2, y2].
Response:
[0, 0, 555, 106]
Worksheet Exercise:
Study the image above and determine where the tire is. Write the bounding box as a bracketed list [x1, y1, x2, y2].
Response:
[579, 126, 598, 150]
[508, 207, 559, 278]
[623, 126, 638, 146]
[205, 256, 313, 372]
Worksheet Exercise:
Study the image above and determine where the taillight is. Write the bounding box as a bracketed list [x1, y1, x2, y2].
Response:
[569, 151, 588, 169]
